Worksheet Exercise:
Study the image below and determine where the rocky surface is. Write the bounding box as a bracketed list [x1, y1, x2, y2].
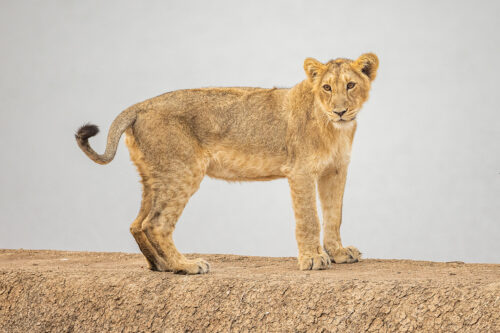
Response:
[0, 249, 498, 332]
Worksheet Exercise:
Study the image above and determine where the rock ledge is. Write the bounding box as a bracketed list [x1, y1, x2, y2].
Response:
[0, 250, 498, 332]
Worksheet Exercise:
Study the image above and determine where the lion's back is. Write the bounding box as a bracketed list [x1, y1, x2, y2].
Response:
[135, 86, 289, 149]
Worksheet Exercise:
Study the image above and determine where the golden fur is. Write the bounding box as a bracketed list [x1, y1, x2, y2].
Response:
[75, 53, 379, 274]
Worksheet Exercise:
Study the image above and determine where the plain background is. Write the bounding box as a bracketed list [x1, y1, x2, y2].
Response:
[1, 1, 498, 263]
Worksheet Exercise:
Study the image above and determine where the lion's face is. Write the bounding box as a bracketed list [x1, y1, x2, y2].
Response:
[304, 54, 378, 125]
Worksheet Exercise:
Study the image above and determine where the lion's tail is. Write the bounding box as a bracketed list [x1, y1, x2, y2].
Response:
[75, 106, 138, 165]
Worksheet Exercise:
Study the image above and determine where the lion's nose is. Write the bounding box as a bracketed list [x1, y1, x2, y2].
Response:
[333, 110, 347, 117]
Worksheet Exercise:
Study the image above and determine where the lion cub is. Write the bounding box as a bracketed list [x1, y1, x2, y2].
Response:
[76, 53, 378, 274]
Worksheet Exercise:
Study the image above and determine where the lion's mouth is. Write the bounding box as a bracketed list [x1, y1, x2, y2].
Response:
[337, 117, 355, 123]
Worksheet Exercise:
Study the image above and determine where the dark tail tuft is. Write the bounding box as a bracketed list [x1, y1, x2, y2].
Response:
[75, 123, 99, 141]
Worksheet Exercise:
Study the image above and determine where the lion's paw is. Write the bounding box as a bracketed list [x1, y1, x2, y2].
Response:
[298, 250, 331, 270]
[326, 246, 361, 264]
[173, 258, 210, 275]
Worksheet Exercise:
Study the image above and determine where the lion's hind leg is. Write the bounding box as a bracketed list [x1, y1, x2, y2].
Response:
[129, 181, 169, 271]
[127, 132, 168, 271]
[141, 162, 209, 274]
[136, 126, 209, 274]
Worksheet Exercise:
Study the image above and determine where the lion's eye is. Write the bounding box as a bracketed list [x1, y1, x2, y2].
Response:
[347, 82, 356, 90]
[322, 84, 331, 92]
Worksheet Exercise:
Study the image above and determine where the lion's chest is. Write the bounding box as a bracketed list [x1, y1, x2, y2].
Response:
[309, 144, 352, 176]
[305, 129, 353, 176]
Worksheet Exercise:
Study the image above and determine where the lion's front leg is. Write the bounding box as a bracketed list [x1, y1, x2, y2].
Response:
[288, 174, 331, 270]
[318, 166, 361, 264]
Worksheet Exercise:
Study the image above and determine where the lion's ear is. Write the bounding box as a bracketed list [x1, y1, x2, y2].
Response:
[303, 58, 326, 82]
[353, 53, 379, 81]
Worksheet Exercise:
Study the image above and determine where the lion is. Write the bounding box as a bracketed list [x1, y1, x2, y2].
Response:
[75, 53, 379, 274]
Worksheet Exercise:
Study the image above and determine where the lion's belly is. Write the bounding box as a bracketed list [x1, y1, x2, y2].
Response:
[206, 149, 286, 181]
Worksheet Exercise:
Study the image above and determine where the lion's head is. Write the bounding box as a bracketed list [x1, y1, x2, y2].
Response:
[304, 53, 378, 125]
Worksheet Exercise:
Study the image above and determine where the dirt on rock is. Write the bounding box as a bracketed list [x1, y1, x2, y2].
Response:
[0, 249, 499, 332]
